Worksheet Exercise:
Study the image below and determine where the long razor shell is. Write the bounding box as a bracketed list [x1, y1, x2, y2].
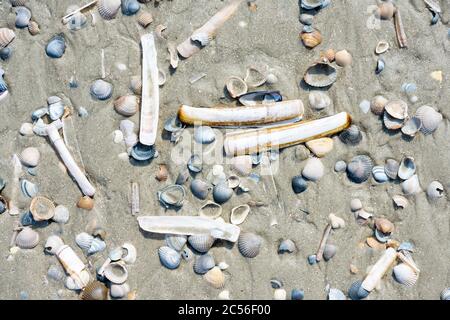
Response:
[137, 216, 240, 242]
[223, 112, 351, 156]
[139, 33, 159, 146]
[361, 247, 397, 292]
[178, 100, 304, 127]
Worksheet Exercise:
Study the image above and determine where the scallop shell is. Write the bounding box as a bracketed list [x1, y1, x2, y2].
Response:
[372, 165, 388, 183]
[194, 126, 215, 144]
[238, 232, 261, 258]
[110, 283, 130, 299]
[398, 156, 416, 180]
[187, 154, 202, 173]
[278, 239, 296, 253]
[415, 105, 442, 135]
[199, 201, 222, 219]
[165, 234, 187, 252]
[188, 234, 215, 253]
[88, 238, 106, 255]
[302, 157, 324, 181]
[301, 29, 322, 49]
[47, 265, 65, 282]
[75, 232, 94, 251]
[401, 117, 422, 137]
[45, 35, 66, 59]
[0, 28, 15, 49]
[328, 288, 346, 300]
[375, 41, 389, 54]
[339, 125, 362, 145]
[121, 243, 137, 264]
[348, 280, 370, 300]
[104, 262, 128, 284]
[98, 0, 121, 20]
[155, 164, 168, 182]
[440, 288, 450, 301]
[335, 50, 352, 67]
[204, 267, 225, 289]
[16, 227, 39, 249]
[385, 99, 408, 120]
[113, 95, 139, 116]
[20, 179, 38, 198]
[44, 235, 64, 255]
[392, 195, 408, 209]
[384, 158, 399, 180]
[81, 281, 108, 300]
[30, 196, 55, 221]
[244, 66, 267, 87]
[121, 0, 140, 16]
[375, 218, 395, 234]
[346, 155, 373, 183]
[304, 59, 337, 88]
[212, 182, 233, 204]
[77, 196, 94, 210]
[193, 253, 215, 274]
[158, 184, 186, 208]
[158, 246, 181, 270]
[15, 6, 31, 29]
[20, 147, 40, 167]
[90, 79, 113, 100]
[137, 12, 153, 28]
[426, 181, 444, 200]
[129, 75, 142, 95]
[308, 91, 331, 110]
[191, 179, 212, 200]
[370, 95, 388, 115]
[226, 76, 248, 98]
[230, 155, 252, 176]
[393, 263, 418, 287]
[230, 204, 250, 225]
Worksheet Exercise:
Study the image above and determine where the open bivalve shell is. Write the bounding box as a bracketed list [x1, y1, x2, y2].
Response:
[303, 58, 337, 88]
[230, 204, 250, 225]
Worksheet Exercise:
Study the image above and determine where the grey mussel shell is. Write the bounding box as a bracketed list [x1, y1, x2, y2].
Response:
[158, 246, 181, 269]
[193, 253, 215, 274]
[238, 232, 262, 258]
[190, 179, 212, 200]
[212, 182, 233, 204]
[348, 280, 370, 300]
[158, 184, 186, 208]
[346, 155, 374, 183]
[45, 35, 66, 59]
[339, 125, 362, 145]
[291, 175, 308, 194]
[188, 234, 215, 253]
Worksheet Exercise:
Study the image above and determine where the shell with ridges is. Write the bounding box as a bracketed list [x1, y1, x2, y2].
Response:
[212, 182, 233, 204]
[80, 281, 108, 300]
[393, 263, 418, 287]
[104, 262, 128, 284]
[193, 253, 215, 274]
[230, 204, 250, 225]
[129, 75, 142, 95]
[113, 95, 139, 116]
[372, 165, 389, 183]
[346, 155, 373, 183]
[401, 117, 422, 137]
[137, 12, 153, 28]
[158, 246, 181, 269]
[98, 0, 121, 20]
[88, 238, 106, 255]
[15, 6, 31, 28]
[301, 29, 322, 49]
[0, 28, 15, 49]
[384, 158, 399, 180]
[165, 234, 187, 252]
[20, 179, 38, 198]
[199, 201, 222, 219]
[204, 267, 225, 289]
[28, 21, 40, 35]
[75, 232, 94, 251]
[90, 79, 113, 100]
[370, 95, 388, 115]
[15, 227, 39, 249]
[226, 76, 248, 98]
[339, 125, 362, 145]
[188, 234, 215, 253]
[230, 155, 252, 176]
[238, 232, 261, 258]
[415, 105, 442, 135]
[77, 196, 94, 210]
[304, 59, 337, 88]
[191, 179, 212, 200]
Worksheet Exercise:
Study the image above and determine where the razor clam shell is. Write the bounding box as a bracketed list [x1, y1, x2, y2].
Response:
[193, 253, 215, 274]
[188, 234, 215, 253]
[121, 242, 137, 264]
[199, 201, 222, 219]
[98, 0, 121, 20]
[158, 246, 181, 269]
[393, 263, 418, 287]
[213, 183, 233, 204]
[15, 227, 39, 249]
[346, 155, 373, 183]
[230, 204, 250, 225]
[104, 262, 128, 284]
[398, 156, 416, 180]
[415, 105, 442, 135]
[190, 179, 211, 200]
[238, 232, 261, 258]
[165, 234, 187, 251]
[157, 184, 186, 208]
[303, 60, 337, 88]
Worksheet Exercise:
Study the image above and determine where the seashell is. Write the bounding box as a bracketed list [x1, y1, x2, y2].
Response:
[398, 156, 416, 180]
[384, 158, 399, 180]
[129, 75, 142, 95]
[168, 43, 179, 69]
[227, 175, 240, 189]
[278, 239, 296, 253]
[10, 0, 28, 6]
[16, 227, 39, 249]
[191, 179, 212, 200]
[81, 281, 108, 300]
[376, 2, 396, 20]
[370, 95, 388, 115]
[273, 288, 287, 300]
[339, 125, 362, 145]
[187, 154, 202, 173]
[181, 247, 194, 261]
[393, 263, 418, 287]
[302, 157, 324, 181]
[238, 90, 282, 106]
[190, 32, 212, 47]
[165, 234, 187, 252]
[109, 247, 124, 261]
[155, 164, 168, 182]
[31, 107, 49, 122]
[218, 290, 230, 300]
[88, 238, 106, 255]
[157, 184, 186, 208]
[30, 196, 55, 221]
[194, 126, 215, 144]
[385, 99, 408, 120]
[158, 246, 181, 270]
[47, 265, 65, 282]
[164, 116, 183, 133]
[322, 48, 335, 62]
[44, 235, 64, 255]
[299, 13, 314, 25]
[266, 73, 278, 85]
[300, 29, 322, 49]
[204, 267, 225, 289]
[305, 138, 333, 157]
[188, 234, 215, 253]
[401, 117, 422, 137]
[226, 76, 248, 98]
[77, 196, 94, 210]
[20, 123, 34, 136]
[375, 218, 394, 234]
[0, 28, 15, 49]
[348, 280, 370, 300]
[15, 6, 31, 29]
[415, 105, 442, 135]
[104, 262, 128, 284]
[45, 35, 66, 59]
[137, 12, 153, 28]
[375, 41, 389, 55]
[346, 155, 373, 183]
[230, 204, 250, 225]
[291, 175, 308, 194]
[440, 288, 450, 301]
[328, 288, 346, 300]
[98, 0, 121, 20]
[158, 69, 166, 86]
[359, 99, 370, 113]
[323, 244, 337, 261]
[67, 11, 88, 31]
[375, 58, 385, 74]
[367, 236, 386, 249]
[334, 160, 347, 172]
[199, 201, 222, 219]
[426, 181, 444, 200]
[328, 213, 345, 229]
[238, 232, 262, 258]
[20, 147, 40, 167]
[304, 59, 337, 88]
[398, 242, 414, 253]
[307, 254, 317, 265]
[121, 0, 140, 16]
[244, 66, 267, 88]
[130, 143, 156, 161]
[213, 182, 233, 204]
[375, 228, 391, 243]
[113, 95, 139, 116]
[48, 98, 65, 121]
[110, 283, 130, 299]
[291, 289, 305, 300]
[90, 79, 113, 100]
[175, 169, 190, 185]
[75, 232, 94, 251]
[301, 0, 327, 10]
[92, 228, 107, 241]
[308, 91, 331, 110]
[20, 179, 38, 198]
[230, 155, 252, 176]
[335, 50, 352, 67]
[392, 195, 408, 209]
[372, 165, 389, 183]
[27, 20, 40, 35]
[193, 254, 215, 274]
[122, 243, 137, 264]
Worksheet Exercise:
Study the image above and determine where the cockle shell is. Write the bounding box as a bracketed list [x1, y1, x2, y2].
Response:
[426, 181, 444, 200]
[393, 263, 418, 287]
[15, 6, 31, 28]
[278, 239, 296, 253]
[238, 232, 262, 258]
[158, 246, 181, 269]
[193, 254, 215, 274]
[113, 95, 139, 116]
[155, 164, 168, 182]
[305, 138, 333, 157]
[308, 91, 331, 110]
[335, 50, 352, 67]
[0, 28, 15, 49]
[291, 175, 308, 194]
[45, 35, 66, 59]
[110, 283, 130, 299]
[244, 66, 267, 87]
[165, 234, 187, 252]
[401, 117, 421, 137]
[398, 156, 416, 180]
[188, 234, 215, 253]
[30, 196, 55, 221]
[347, 155, 373, 183]
[385, 99, 408, 120]
[104, 262, 128, 284]
[98, 0, 121, 20]
[226, 76, 248, 98]
[20, 179, 38, 198]
[204, 267, 225, 289]
[77, 196, 94, 210]
[47, 265, 65, 282]
[10, 0, 28, 6]
[339, 125, 362, 145]
[304, 59, 337, 88]
[175, 169, 190, 185]
[129, 75, 142, 95]
[384, 158, 399, 180]
[44, 235, 64, 255]
[121, 0, 140, 16]
[75, 232, 94, 251]
[372, 165, 389, 183]
[191, 179, 212, 200]
[137, 12, 153, 28]
[20, 147, 40, 167]
[301, 29, 322, 49]
[158, 184, 186, 208]
[384, 112, 403, 130]
[15, 227, 39, 249]
[90, 79, 113, 100]
[88, 238, 106, 255]
[230, 155, 252, 176]
[199, 201, 222, 219]
[348, 280, 369, 300]
[415, 105, 442, 135]
[323, 244, 337, 261]
[392, 195, 408, 209]
[302, 157, 324, 181]
[230, 204, 250, 225]
[81, 281, 108, 300]
[194, 126, 215, 144]
[370, 95, 388, 115]
[375, 41, 389, 54]
[213, 182, 233, 204]
[122, 243, 137, 264]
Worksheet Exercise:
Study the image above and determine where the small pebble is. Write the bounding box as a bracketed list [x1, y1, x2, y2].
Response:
[359, 100, 371, 113]
[350, 264, 359, 274]
[409, 95, 418, 103]
[334, 160, 347, 172]
[113, 130, 124, 144]
[307, 254, 317, 265]
[273, 288, 287, 300]
[20, 291, 29, 300]
[291, 289, 305, 300]
[299, 13, 314, 25]
[118, 152, 129, 161]
[350, 198, 363, 212]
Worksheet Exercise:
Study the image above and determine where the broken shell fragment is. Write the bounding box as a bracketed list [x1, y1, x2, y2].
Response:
[393, 195, 408, 209]
[187, 154, 202, 173]
[375, 41, 389, 54]
[20, 179, 38, 198]
[230, 204, 250, 225]
[335, 50, 352, 67]
[199, 201, 222, 219]
[308, 91, 331, 111]
[375, 58, 385, 74]
[155, 164, 169, 182]
[401, 175, 421, 195]
[226, 76, 248, 98]
[350, 198, 363, 212]
[426, 181, 444, 200]
[244, 66, 267, 87]
[137, 12, 153, 28]
[304, 59, 337, 88]
[30, 196, 55, 221]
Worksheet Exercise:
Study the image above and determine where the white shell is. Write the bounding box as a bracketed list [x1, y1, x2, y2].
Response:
[110, 283, 130, 299]
[113, 95, 139, 116]
[199, 201, 223, 219]
[328, 213, 345, 229]
[52, 205, 70, 224]
[273, 288, 287, 300]
[375, 41, 389, 54]
[415, 105, 442, 135]
[385, 99, 408, 120]
[88, 238, 106, 254]
[401, 174, 421, 195]
[90, 79, 113, 100]
[308, 91, 331, 110]
[350, 198, 363, 212]
[104, 262, 128, 284]
[226, 76, 248, 98]
[302, 157, 324, 181]
[393, 263, 418, 287]
[98, 0, 121, 20]
[218, 290, 230, 300]
[230, 204, 250, 225]
[44, 235, 64, 255]
[398, 156, 416, 180]
[20, 123, 34, 136]
[75, 232, 94, 251]
[392, 195, 408, 209]
[20, 147, 40, 167]
[426, 181, 444, 200]
[230, 155, 252, 176]
[15, 227, 39, 249]
[244, 66, 267, 88]
[204, 266, 225, 289]
[194, 126, 215, 144]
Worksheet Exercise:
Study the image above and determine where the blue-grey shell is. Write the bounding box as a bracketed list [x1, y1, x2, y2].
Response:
[0, 196, 7, 214]
[47, 265, 66, 282]
[193, 254, 215, 274]
[307, 254, 317, 265]
[188, 234, 215, 253]
[346, 155, 373, 183]
[187, 154, 202, 173]
[157, 184, 186, 208]
[348, 280, 370, 300]
[46, 35, 66, 59]
[15, 6, 31, 29]
[165, 234, 187, 252]
[372, 165, 389, 183]
[90, 79, 113, 100]
[238, 232, 261, 258]
[158, 246, 181, 269]
[193, 126, 215, 144]
[291, 175, 308, 194]
[88, 238, 106, 255]
[130, 143, 156, 161]
[31, 107, 49, 121]
[328, 288, 346, 300]
[20, 179, 38, 198]
[212, 182, 233, 204]
[122, 0, 140, 16]
[278, 239, 296, 253]
[190, 178, 211, 200]
[75, 232, 94, 251]
[48, 98, 65, 120]
[291, 289, 305, 300]
[339, 125, 362, 145]
[0, 47, 12, 60]
[301, 0, 328, 10]
[374, 229, 391, 243]
[441, 288, 450, 300]
[0, 68, 7, 92]
[375, 58, 385, 74]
